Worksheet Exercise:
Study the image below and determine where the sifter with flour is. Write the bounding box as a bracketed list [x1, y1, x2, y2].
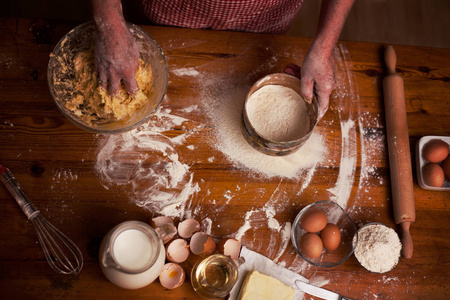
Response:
[241, 73, 319, 156]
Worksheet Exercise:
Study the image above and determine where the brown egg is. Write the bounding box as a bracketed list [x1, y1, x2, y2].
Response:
[422, 140, 449, 163]
[178, 218, 200, 239]
[441, 155, 450, 180]
[422, 163, 445, 187]
[300, 209, 327, 232]
[320, 223, 341, 251]
[299, 232, 323, 259]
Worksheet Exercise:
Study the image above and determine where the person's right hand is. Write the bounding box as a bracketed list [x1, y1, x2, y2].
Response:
[95, 22, 140, 95]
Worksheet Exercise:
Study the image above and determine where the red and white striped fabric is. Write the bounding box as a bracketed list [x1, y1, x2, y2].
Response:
[141, 0, 305, 34]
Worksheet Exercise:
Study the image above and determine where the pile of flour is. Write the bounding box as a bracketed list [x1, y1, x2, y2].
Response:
[353, 224, 402, 273]
[204, 81, 326, 179]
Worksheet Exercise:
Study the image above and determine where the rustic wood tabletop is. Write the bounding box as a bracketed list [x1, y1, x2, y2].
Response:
[0, 18, 449, 299]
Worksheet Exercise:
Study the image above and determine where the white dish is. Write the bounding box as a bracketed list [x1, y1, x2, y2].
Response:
[415, 135, 450, 191]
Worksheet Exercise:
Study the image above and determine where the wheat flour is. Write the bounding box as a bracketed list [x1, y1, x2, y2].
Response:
[353, 224, 402, 273]
[245, 85, 310, 142]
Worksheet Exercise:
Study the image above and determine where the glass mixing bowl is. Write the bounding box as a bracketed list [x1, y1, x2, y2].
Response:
[47, 21, 168, 134]
[291, 200, 358, 268]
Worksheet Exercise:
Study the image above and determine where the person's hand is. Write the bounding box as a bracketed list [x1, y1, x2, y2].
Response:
[284, 48, 336, 120]
[300, 46, 336, 119]
[95, 22, 140, 95]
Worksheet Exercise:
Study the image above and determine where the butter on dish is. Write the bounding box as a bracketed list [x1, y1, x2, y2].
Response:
[237, 270, 294, 300]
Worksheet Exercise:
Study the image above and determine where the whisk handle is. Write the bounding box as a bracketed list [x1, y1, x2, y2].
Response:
[0, 165, 39, 220]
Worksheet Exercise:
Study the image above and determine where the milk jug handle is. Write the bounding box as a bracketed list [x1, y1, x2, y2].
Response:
[101, 247, 118, 269]
[234, 257, 245, 267]
[155, 223, 177, 244]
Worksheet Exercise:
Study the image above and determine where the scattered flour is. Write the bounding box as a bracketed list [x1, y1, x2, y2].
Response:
[171, 67, 199, 77]
[201, 217, 213, 234]
[95, 106, 200, 218]
[326, 118, 356, 208]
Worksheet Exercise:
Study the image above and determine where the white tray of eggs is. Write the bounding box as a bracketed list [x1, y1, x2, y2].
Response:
[415, 136, 450, 191]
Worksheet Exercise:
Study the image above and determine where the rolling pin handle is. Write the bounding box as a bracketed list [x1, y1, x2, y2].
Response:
[385, 45, 397, 75]
[401, 222, 413, 259]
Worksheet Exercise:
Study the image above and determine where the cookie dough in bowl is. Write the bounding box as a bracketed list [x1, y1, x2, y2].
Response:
[48, 21, 168, 134]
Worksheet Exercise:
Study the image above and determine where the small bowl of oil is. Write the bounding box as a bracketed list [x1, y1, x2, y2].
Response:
[191, 254, 245, 298]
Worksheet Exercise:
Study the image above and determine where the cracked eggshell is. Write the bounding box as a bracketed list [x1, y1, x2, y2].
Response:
[190, 232, 216, 255]
[150, 216, 174, 228]
[151, 216, 177, 244]
[159, 263, 185, 289]
[217, 238, 241, 260]
[166, 239, 190, 263]
[178, 218, 200, 239]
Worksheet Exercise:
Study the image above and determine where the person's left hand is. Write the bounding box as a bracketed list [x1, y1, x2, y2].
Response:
[301, 46, 336, 119]
[285, 47, 336, 120]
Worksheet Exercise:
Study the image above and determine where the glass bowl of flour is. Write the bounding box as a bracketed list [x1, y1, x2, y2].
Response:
[241, 73, 318, 156]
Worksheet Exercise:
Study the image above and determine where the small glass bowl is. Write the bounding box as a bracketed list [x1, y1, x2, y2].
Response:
[291, 200, 358, 268]
[353, 222, 401, 273]
[241, 73, 319, 156]
[47, 21, 168, 134]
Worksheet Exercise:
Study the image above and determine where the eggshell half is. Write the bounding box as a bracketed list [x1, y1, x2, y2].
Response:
[150, 216, 174, 228]
[178, 218, 200, 239]
[190, 232, 216, 255]
[217, 238, 241, 260]
[166, 239, 190, 263]
[159, 263, 185, 289]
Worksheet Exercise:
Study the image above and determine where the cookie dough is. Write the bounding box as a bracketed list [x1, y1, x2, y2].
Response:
[65, 47, 154, 125]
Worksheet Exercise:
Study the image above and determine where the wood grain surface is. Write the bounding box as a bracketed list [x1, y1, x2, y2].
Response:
[0, 18, 449, 299]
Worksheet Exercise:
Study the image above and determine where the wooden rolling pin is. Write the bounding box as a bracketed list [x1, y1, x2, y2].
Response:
[383, 45, 415, 258]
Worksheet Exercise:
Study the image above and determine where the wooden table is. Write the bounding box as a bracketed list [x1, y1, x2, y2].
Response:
[0, 18, 449, 299]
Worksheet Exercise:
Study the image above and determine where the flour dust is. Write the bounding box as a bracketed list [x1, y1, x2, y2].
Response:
[93, 42, 369, 295]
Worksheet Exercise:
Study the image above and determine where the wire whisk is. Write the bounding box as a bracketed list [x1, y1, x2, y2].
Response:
[0, 164, 83, 275]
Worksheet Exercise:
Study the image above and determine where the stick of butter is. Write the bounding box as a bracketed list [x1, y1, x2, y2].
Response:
[237, 270, 295, 300]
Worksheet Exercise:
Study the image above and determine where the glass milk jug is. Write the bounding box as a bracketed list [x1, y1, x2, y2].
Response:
[99, 220, 176, 289]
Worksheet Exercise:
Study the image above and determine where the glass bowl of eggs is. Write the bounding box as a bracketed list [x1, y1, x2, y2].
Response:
[291, 200, 358, 268]
[48, 21, 168, 134]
